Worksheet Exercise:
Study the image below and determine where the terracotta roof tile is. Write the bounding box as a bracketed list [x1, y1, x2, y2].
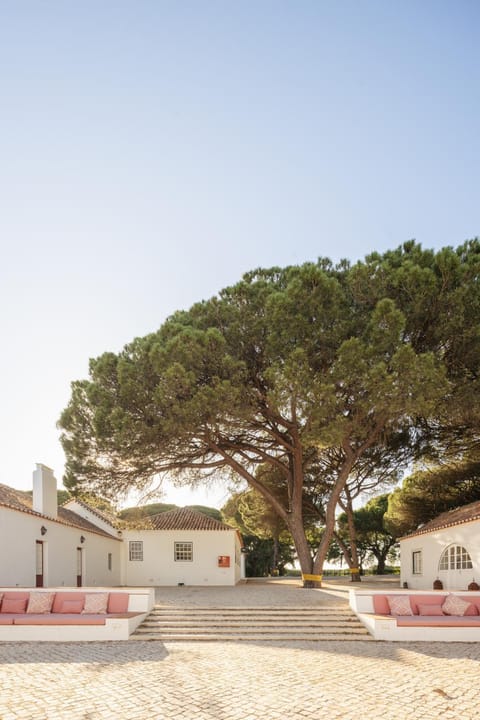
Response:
[401, 500, 480, 540]
[149, 507, 234, 532]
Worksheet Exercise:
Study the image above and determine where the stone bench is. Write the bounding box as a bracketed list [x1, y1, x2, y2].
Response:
[0, 587, 155, 641]
[349, 589, 480, 641]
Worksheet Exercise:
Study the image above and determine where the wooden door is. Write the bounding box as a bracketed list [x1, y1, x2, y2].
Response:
[35, 540, 44, 587]
[76, 547, 83, 587]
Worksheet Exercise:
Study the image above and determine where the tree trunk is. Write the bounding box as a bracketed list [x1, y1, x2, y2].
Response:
[312, 451, 356, 586]
[375, 553, 387, 575]
[272, 533, 279, 572]
[343, 497, 361, 583]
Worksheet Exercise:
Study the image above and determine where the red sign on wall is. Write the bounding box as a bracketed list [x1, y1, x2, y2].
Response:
[218, 555, 230, 568]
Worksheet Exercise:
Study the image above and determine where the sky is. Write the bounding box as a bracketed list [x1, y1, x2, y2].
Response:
[1, 1, 478, 509]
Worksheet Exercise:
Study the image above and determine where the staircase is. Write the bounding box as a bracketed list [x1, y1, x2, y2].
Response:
[130, 605, 372, 641]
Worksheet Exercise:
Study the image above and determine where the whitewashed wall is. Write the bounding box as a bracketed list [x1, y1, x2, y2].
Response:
[400, 521, 480, 590]
[0, 506, 122, 587]
[122, 529, 242, 586]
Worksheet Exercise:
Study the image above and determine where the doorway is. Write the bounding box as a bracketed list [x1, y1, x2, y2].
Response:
[35, 540, 44, 587]
[76, 547, 83, 587]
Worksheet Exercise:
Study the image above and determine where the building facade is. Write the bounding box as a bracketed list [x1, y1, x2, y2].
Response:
[0, 464, 243, 588]
[400, 501, 480, 591]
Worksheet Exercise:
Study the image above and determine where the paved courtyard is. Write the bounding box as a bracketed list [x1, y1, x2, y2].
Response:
[0, 580, 479, 720]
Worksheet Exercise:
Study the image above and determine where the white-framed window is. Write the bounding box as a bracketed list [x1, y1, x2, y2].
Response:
[107, 553, 112, 571]
[439, 545, 473, 571]
[129, 541, 144, 561]
[412, 550, 422, 575]
[174, 542, 193, 562]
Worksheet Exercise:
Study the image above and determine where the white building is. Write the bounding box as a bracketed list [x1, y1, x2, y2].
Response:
[400, 501, 480, 591]
[0, 464, 244, 588]
[0, 465, 122, 588]
[123, 507, 244, 587]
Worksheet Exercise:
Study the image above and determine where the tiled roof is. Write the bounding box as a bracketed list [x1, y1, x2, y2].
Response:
[401, 500, 480, 540]
[148, 507, 234, 532]
[0, 483, 120, 540]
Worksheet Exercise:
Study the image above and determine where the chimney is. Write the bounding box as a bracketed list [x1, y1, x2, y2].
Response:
[32, 464, 58, 519]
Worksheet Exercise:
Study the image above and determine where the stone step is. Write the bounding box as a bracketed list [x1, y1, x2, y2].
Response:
[142, 619, 359, 627]
[135, 626, 369, 636]
[131, 603, 371, 642]
[131, 633, 372, 642]
[149, 609, 352, 616]
[152, 605, 349, 611]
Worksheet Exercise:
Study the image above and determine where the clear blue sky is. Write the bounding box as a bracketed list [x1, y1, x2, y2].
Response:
[1, 1, 478, 508]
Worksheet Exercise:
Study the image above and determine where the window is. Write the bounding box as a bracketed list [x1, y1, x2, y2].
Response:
[108, 553, 112, 571]
[174, 542, 193, 562]
[439, 545, 472, 571]
[412, 550, 422, 575]
[129, 541, 143, 561]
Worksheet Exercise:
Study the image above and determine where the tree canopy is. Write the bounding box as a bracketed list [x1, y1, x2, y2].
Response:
[59, 240, 480, 584]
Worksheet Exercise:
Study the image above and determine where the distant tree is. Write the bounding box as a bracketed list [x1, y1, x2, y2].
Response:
[336, 494, 398, 575]
[222, 489, 294, 574]
[118, 503, 178, 520]
[119, 502, 222, 522]
[240, 535, 295, 577]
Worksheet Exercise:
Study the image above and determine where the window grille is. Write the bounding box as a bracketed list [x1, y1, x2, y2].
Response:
[174, 542, 193, 562]
[129, 541, 143, 561]
[439, 545, 472, 571]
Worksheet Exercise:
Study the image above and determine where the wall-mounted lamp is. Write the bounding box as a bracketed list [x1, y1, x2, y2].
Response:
[40, 526, 47, 536]
[80, 535, 86, 544]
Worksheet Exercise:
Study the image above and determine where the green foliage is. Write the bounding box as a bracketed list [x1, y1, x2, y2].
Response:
[241, 535, 295, 577]
[385, 452, 480, 537]
[118, 503, 178, 520]
[119, 503, 222, 522]
[335, 494, 398, 574]
[58, 240, 479, 580]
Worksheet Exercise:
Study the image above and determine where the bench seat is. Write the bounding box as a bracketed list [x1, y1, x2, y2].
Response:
[349, 589, 480, 641]
[0, 587, 155, 641]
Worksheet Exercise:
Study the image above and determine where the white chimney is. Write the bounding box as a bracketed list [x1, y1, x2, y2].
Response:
[32, 464, 58, 519]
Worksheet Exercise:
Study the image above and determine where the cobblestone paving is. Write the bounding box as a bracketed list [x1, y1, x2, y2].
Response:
[1, 638, 479, 720]
[0, 582, 479, 720]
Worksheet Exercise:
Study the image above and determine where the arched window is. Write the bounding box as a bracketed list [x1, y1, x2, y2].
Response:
[439, 545, 473, 571]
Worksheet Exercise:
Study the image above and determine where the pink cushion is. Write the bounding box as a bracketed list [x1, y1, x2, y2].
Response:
[387, 596, 414, 616]
[14, 614, 106, 626]
[26, 592, 55, 614]
[417, 604, 445, 616]
[1, 597, 28, 614]
[82, 593, 108, 614]
[0, 615, 14, 625]
[107, 593, 129, 613]
[458, 597, 479, 616]
[52, 593, 86, 613]
[58, 600, 84, 614]
[396, 615, 480, 627]
[2, 591, 30, 603]
[372, 595, 392, 614]
[408, 594, 445, 615]
[442, 594, 472, 616]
